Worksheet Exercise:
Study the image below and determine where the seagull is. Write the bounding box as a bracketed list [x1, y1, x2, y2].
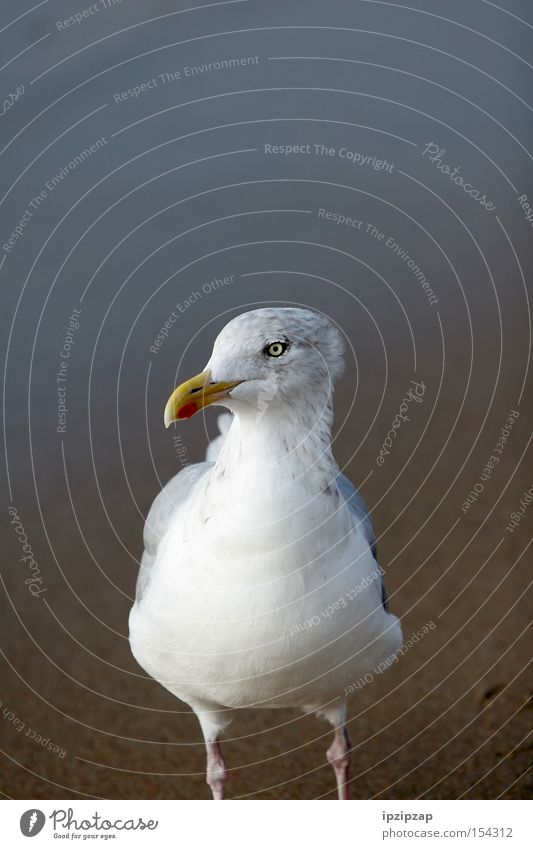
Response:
[129, 307, 402, 799]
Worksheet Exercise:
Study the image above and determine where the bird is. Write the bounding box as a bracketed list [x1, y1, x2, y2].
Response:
[129, 307, 402, 799]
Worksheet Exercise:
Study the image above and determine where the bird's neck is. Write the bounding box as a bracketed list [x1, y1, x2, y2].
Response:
[214, 402, 339, 492]
[190, 402, 351, 561]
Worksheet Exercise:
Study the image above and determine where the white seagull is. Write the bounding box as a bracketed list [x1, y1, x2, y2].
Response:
[129, 308, 402, 799]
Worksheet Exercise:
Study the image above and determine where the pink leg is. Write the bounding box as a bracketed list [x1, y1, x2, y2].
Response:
[327, 726, 351, 800]
[206, 740, 228, 800]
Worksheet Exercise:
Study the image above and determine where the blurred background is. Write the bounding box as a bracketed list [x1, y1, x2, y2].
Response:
[1, 0, 531, 799]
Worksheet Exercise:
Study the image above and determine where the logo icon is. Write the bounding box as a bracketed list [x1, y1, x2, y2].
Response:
[20, 810, 46, 837]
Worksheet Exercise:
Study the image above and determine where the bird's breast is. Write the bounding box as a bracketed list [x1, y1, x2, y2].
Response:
[188, 465, 352, 565]
[129, 460, 401, 710]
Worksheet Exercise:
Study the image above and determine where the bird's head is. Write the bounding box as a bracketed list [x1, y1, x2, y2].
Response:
[164, 307, 345, 426]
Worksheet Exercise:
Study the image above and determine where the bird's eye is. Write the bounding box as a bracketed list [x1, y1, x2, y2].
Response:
[265, 341, 289, 358]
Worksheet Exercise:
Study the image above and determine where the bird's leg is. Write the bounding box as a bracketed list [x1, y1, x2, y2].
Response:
[327, 725, 351, 800]
[194, 704, 232, 800]
[205, 740, 228, 800]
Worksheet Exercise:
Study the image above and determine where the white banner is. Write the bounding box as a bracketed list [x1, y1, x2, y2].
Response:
[1, 800, 529, 848]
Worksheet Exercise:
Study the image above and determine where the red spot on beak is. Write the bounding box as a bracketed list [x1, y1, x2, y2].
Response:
[177, 401, 199, 419]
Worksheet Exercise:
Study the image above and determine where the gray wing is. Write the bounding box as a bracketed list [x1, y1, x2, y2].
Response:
[336, 473, 389, 612]
[136, 461, 212, 602]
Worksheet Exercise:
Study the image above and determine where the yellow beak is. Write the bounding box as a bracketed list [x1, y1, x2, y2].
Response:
[164, 369, 242, 427]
